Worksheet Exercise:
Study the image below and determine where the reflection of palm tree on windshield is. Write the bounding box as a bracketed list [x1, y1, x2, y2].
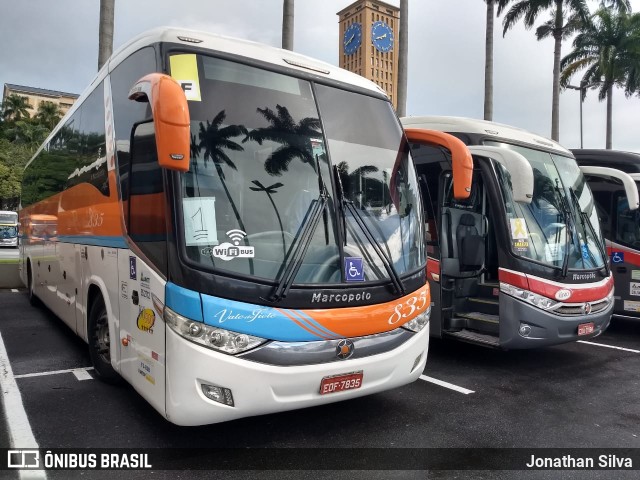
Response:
[195, 111, 253, 273]
[250, 180, 286, 257]
[190, 133, 199, 173]
[242, 105, 321, 176]
[198, 111, 248, 174]
[336, 161, 385, 209]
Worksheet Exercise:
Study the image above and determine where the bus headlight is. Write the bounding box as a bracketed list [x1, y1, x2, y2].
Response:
[402, 307, 431, 333]
[164, 307, 267, 354]
[500, 282, 558, 310]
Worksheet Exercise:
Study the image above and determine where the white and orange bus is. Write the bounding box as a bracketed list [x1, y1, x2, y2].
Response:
[19, 28, 473, 425]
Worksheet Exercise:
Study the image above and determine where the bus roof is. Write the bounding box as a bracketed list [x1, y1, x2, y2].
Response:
[27, 27, 388, 171]
[572, 149, 640, 174]
[110, 27, 385, 96]
[401, 116, 572, 156]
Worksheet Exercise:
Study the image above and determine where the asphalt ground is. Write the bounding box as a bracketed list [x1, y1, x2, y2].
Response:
[1, 289, 639, 480]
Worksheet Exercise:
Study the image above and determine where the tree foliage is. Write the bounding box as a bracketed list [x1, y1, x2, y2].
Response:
[561, 7, 640, 148]
[0, 97, 63, 208]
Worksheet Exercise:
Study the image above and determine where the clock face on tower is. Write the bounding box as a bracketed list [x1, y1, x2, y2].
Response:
[371, 21, 394, 53]
[343, 22, 362, 55]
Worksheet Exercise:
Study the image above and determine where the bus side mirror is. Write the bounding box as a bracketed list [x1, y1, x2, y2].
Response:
[404, 128, 473, 200]
[467, 146, 533, 204]
[579, 166, 639, 211]
[128, 73, 191, 172]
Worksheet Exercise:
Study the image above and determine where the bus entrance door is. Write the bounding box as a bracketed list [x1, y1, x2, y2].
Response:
[438, 171, 499, 346]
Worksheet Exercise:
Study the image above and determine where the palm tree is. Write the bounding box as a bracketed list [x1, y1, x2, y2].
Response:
[498, 0, 592, 142]
[282, 0, 294, 50]
[98, 0, 115, 70]
[5, 120, 48, 150]
[1, 94, 31, 122]
[35, 101, 64, 130]
[485, 0, 497, 121]
[243, 105, 321, 176]
[484, 1, 514, 121]
[600, 0, 631, 13]
[561, 8, 640, 149]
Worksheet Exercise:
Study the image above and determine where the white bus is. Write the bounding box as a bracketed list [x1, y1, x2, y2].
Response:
[0, 210, 19, 248]
[19, 28, 473, 426]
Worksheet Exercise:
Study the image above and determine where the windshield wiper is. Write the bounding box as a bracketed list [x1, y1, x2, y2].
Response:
[267, 156, 330, 303]
[333, 165, 405, 296]
[554, 179, 573, 279]
[568, 186, 609, 277]
[267, 191, 327, 303]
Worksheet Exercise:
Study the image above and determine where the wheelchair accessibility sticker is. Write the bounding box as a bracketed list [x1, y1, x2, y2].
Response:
[611, 251, 625, 264]
[345, 257, 365, 282]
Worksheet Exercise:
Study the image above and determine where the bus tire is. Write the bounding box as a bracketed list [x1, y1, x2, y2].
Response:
[88, 294, 121, 384]
[27, 261, 40, 307]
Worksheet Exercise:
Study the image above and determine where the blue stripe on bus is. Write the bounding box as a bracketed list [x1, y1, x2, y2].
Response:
[165, 282, 203, 322]
[56, 235, 128, 248]
[200, 293, 323, 342]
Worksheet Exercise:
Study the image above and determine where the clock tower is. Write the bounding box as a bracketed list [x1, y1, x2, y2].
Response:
[337, 0, 400, 109]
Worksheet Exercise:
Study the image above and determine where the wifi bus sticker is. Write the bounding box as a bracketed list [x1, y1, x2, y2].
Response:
[201, 229, 255, 262]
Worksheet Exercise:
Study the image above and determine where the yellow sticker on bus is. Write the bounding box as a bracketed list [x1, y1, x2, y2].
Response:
[170, 54, 202, 102]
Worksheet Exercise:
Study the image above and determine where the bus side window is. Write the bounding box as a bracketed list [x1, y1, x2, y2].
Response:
[410, 142, 446, 259]
[109, 46, 157, 213]
[591, 189, 612, 240]
[128, 121, 167, 274]
[614, 192, 640, 248]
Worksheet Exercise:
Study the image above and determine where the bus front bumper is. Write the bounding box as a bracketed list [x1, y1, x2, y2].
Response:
[164, 324, 429, 426]
[0, 238, 17, 247]
[499, 294, 613, 349]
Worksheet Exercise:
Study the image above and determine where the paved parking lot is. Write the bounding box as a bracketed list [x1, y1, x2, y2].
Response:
[1, 289, 640, 479]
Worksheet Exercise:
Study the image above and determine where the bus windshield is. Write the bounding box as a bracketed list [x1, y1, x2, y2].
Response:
[176, 54, 423, 284]
[0, 225, 17, 239]
[487, 142, 605, 271]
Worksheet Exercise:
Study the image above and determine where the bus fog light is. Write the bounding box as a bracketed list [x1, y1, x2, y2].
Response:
[412, 353, 423, 372]
[201, 384, 234, 406]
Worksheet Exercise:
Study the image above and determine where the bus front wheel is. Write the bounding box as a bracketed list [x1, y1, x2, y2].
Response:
[88, 295, 121, 384]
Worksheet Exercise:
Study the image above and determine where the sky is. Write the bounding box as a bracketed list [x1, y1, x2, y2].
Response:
[1, 0, 639, 151]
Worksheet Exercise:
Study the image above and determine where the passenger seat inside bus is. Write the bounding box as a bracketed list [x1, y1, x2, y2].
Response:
[456, 214, 485, 272]
[441, 211, 486, 297]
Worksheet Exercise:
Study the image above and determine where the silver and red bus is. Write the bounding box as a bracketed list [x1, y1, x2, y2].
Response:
[573, 149, 640, 320]
[401, 116, 636, 349]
